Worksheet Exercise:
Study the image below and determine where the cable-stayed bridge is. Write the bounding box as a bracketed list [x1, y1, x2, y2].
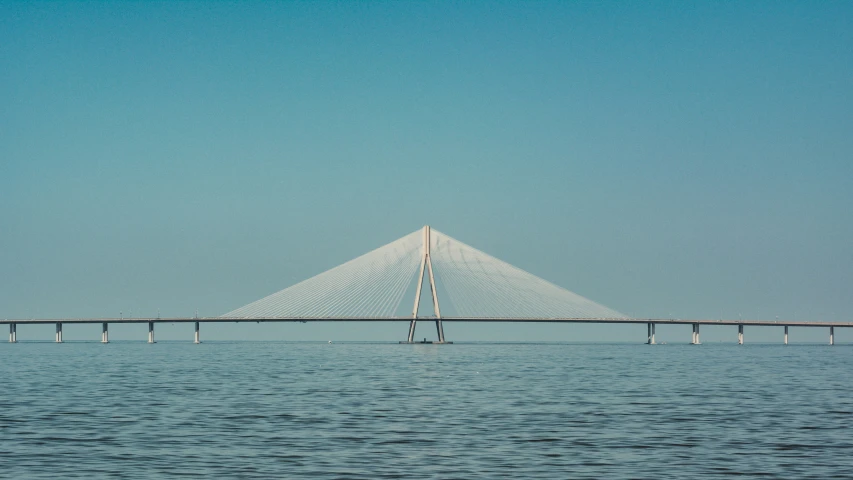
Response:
[3, 226, 851, 345]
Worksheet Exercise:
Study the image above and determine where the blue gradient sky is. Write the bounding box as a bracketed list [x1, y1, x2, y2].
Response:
[2, 1, 851, 342]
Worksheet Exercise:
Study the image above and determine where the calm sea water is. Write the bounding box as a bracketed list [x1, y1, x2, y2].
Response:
[1, 342, 851, 479]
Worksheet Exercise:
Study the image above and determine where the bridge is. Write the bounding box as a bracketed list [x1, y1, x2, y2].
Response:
[2, 226, 850, 345]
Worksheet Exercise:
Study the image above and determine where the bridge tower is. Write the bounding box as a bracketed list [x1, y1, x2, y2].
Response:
[405, 226, 447, 344]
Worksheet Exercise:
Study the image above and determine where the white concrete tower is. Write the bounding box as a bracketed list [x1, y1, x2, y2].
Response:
[405, 226, 447, 343]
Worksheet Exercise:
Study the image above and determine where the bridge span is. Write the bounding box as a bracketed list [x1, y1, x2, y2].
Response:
[3, 226, 848, 345]
[2, 317, 849, 345]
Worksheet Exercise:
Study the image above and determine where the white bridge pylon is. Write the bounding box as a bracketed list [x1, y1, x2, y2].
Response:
[222, 226, 627, 342]
[408, 226, 444, 343]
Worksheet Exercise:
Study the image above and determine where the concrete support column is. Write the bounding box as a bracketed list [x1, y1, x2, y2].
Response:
[691, 324, 701, 344]
[738, 324, 744, 345]
[148, 321, 155, 344]
[830, 326, 834, 346]
[194, 321, 200, 344]
[647, 323, 656, 344]
[55, 322, 63, 343]
[784, 326, 788, 345]
[9, 323, 16, 343]
[101, 323, 109, 343]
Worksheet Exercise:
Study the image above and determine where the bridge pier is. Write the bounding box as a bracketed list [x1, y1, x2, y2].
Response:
[830, 326, 834, 346]
[647, 323, 656, 344]
[691, 324, 701, 345]
[9, 323, 16, 343]
[55, 322, 63, 343]
[738, 325, 744, 345]
[194, 321, 200, 344]
[148, 321, 155, 344]
[101, 323, 109, 343]
[784, 326, 788, 345]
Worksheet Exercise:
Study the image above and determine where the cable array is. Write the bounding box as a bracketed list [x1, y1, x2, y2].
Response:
[222, 230, 423, 318]
[429, 229, 626, 319]
[221, 227, 626, 320]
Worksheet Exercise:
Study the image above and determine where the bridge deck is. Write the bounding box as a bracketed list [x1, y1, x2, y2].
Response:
[1, 317, 850, 327]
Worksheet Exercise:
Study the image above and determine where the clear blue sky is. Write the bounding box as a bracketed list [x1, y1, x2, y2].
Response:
[2, 1, 851, 342]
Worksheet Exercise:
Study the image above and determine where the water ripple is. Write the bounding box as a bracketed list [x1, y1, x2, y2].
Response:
[1, 342, 851, 478]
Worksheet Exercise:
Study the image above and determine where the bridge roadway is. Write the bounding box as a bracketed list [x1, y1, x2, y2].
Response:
[1, 317, 851, 327]
[1, 316, 850, 345]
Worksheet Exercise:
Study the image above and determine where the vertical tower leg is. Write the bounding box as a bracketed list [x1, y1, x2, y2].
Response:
[9, 323, 16, 343]
[690, 324, 696, 344]
[784, 326, 788, 345]
[148, 321, 155, 344]
[695, 324, 700, 344]
[435, 319, 445, 343]
[647, 323, 656, 344]
[194, 321, 200, 344]
[738, 325, 744, 345]
[56, 322, 63, 343]
[101, 323, 109, 343]
[406, 321, 417, 343]
[830, 326, 834, 346]
[406, 240, 428, 344]
[425, 253, 445, 344]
